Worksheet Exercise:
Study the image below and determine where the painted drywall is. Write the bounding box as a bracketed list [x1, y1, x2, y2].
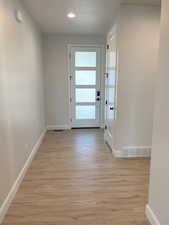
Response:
[114, 5, 160, 152]
[43, 35, 106, 129]
[148, 0, 169, 224]
[0, 0, 45, 214]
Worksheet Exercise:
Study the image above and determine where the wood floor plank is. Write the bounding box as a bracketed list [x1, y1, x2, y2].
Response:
[2, 129, 150, 225]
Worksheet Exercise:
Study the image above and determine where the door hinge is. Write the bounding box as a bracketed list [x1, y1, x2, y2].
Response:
[106, 100, 108, 105]
[70, 97, 72, 103]
[69, 75, 72, 80]
[107, 44, 110, 50]
[105, 125, 107, 130]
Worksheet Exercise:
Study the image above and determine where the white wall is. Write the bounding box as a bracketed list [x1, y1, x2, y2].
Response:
[114, 5, 160, 153]
[43, 35, 106, 129]
[0, 0, 45, 218]
[147, 0, 169, 224]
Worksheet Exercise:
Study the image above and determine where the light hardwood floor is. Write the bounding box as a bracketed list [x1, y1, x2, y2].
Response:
[2, 129, 150, 225]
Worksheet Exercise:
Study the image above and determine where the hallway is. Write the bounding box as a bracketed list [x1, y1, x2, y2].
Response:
[2, 129, 150, 225]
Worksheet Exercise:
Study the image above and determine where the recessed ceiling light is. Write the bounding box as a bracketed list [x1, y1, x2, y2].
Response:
[67, 12, 76, 18]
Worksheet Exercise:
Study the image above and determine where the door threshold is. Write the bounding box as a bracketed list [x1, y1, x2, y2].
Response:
[71, 127, 100, 129]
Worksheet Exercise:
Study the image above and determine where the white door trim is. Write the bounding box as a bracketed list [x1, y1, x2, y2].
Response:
[104, 33, 118, 151]
[67, 44, 105, 129]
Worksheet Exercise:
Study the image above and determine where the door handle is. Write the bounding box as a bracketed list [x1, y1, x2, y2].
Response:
[96, 91, 101, 101]
[110, 107, 115, 110]
[96, 91, 100, 97]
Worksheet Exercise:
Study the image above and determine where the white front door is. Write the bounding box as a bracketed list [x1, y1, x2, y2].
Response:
[105, 36, 118, 148]
[70, 46, 102, 128]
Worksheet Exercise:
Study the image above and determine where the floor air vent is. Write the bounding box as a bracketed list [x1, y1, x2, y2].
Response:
[53, 130, 64, 132]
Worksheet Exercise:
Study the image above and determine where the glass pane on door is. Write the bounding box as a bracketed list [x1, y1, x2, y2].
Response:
[109, 70, 116, 86]
[75, 52, 96, 67]
[108, 87, 116, 104]
[76, 88, 96, 103]
[75, 70, 96, 85]
[76, 106, 96, 119]
[109, 51, 116, 68]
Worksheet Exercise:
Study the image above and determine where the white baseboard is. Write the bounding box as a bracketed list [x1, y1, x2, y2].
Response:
[112, 149, 124, 158]
[47, 125, 70, 130]
[104, 130, 114, 150]
[0, 129, 46, 224]
[146, 204, 161, 225]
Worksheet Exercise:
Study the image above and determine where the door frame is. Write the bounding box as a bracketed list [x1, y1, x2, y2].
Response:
[67, 44, 105, 129]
